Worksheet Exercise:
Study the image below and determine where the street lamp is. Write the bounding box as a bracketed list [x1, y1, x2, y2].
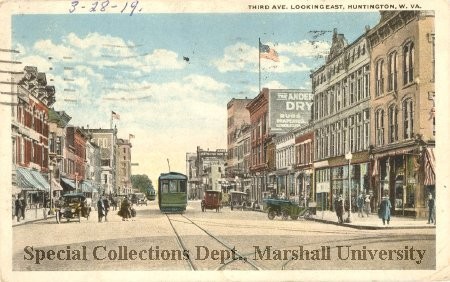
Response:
[345, 152, 353, 223]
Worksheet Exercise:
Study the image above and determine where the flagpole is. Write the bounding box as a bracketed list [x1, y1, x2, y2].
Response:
[258, 37, 261, 91]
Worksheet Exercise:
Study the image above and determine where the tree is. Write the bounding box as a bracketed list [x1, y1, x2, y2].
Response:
[131, 174, 154, 194]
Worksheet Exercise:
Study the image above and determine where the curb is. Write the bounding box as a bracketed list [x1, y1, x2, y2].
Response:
[306, 217, 436, 230]
[12, 215, 56, 227]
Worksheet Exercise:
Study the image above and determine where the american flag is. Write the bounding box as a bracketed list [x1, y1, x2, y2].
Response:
[129, 134, 135, 139]
[111, 111, 120, 120]
[259, 41, 279, 62]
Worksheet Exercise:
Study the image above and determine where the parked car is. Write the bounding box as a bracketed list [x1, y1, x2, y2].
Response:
[229, 191, 251, 211]
[55, 193, 91, 223]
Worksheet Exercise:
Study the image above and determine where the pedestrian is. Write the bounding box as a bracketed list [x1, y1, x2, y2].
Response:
[97, 197, 105, 222]
[379, 196, 392, 226]
[119, 196, 131, 221]
[427, 193, 435, 224]
[357, 194, 365, 217]
[364, 195, 371, 217]
[103, 197, 110, 222]
[20, 196, 26, 220]
[15, 196, 22, 222]
[335, 195, 344, 224]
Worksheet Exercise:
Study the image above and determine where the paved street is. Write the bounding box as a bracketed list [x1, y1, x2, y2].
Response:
[13, 200, 435, 271]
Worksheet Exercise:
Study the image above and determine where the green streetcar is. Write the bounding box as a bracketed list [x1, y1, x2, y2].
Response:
[158, 172, 188, 213]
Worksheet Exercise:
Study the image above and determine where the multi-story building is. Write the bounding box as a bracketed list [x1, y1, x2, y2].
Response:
[233, 124, 251, 194]
[367, 11, 435, 217]
[186, 152, 199, 199]
[225, 98, 252, 190]
[195, 146, 226, 197]
[90, 128, 118, 195]
[246, 89, 270, 203]
[48, 109, 71, 197]
[116, 138, 132, 195]
[273, 131, 296, 198]
[82, 127, 101, 199]
[311, 28, 371, 212]
[247, 88, 313, 202]
[11, 66, 55, 207]
[61, 126, 89, 192]
[293, 125, 314, 207]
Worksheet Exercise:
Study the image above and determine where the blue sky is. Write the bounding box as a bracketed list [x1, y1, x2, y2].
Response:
[12, 12, 380, 182]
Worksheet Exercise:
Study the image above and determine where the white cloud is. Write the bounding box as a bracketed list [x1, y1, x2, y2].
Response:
[213, 41, 317, 74]
[271, 40, 330, 58]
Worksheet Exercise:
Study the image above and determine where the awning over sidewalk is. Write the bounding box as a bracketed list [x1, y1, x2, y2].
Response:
[29, 170, 50, 192]
[80, 180, 98, 193]
[60, 177, 76, 191]
[16, 167, 45, 191]
[51, 179, 63, 191]
[424, 148, 435, 185]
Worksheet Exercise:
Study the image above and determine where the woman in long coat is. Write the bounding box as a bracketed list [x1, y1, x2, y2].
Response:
[119, 196, 131, 221]
[335, 195, 344, 224]
[379, 196, 392, 225]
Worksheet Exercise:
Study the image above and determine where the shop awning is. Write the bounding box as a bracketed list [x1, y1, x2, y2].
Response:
[60, 177, 76, 191]
[16, 167, 45, 191]
[51, 179, 63, 191]
[81, 181, 98, 193]
[424, 148, 435, 185]
[29, 170, 50, 192]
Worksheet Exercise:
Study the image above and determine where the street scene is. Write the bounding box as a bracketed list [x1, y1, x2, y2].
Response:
[13, 201, 435, 271]
[0, 1, 446, 280]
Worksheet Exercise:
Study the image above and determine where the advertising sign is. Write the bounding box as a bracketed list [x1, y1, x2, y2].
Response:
[269, 89, 313, 134]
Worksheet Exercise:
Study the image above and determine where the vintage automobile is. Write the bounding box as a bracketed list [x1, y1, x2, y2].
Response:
[229, 191, 252, 211]
[55, 193, 91, 223]
[201, 190, 222, 212]
[132, 193, 148, 206]
[263, 198, 305, 220]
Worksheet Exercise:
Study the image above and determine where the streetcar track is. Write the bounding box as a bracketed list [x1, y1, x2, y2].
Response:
[166, 213, 263, 270]
[165, 214, 197, 270]
[179, 214, 264, 270]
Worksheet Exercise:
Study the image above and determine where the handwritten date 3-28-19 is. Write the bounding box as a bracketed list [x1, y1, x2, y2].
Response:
[69, 1, 143, 16]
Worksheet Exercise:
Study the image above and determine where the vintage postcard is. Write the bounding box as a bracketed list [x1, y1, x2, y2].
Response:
[0, 0, 449, 281]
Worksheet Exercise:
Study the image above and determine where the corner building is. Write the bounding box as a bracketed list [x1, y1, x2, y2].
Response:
[367, 11, 435, 217]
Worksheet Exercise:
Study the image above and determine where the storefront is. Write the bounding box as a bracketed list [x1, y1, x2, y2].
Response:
[15, 167, 50, 209]
[372, 146, 435, 218]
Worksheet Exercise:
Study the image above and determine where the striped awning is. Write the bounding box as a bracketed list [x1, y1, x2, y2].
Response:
[60, 177, 76, 190]
[16, 167, 46, 191]
[81, 181, 98, 193]
[29, 170, 50, 192]
[52, 179, 63, 191]
[424, 148, 435, 185]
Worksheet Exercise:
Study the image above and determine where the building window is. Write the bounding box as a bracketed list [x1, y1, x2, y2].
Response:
[388, 105, 398, 143]
[363, 109, 370, 150]
[356, 113, 362, 151]
[388, 52, 398, 91]
[349, 116, 355, 152]
[363, 65, 370, 99]
[375, 109, 385, 146]
[375, 59, 384, 97]
[403, 42, 415, 85]
[342, 80, 347, 107]
[403, 99, 414, 139]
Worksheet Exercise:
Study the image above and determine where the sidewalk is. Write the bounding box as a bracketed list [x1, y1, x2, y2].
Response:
[12, 207, 55, 227]
[306, 210, 436, 230]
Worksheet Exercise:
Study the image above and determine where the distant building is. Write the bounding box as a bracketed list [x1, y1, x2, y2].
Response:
[89, 128, 118, 195]
[116, 138, 132, 195]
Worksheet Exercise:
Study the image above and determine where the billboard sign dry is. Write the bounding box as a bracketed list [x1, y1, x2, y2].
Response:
[269, 89, 313, 134]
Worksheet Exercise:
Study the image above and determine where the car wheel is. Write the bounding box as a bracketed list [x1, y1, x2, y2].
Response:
[291, 215, 298, 220]
[281, 210, 289, 220]
[267, 209, 276, 220]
